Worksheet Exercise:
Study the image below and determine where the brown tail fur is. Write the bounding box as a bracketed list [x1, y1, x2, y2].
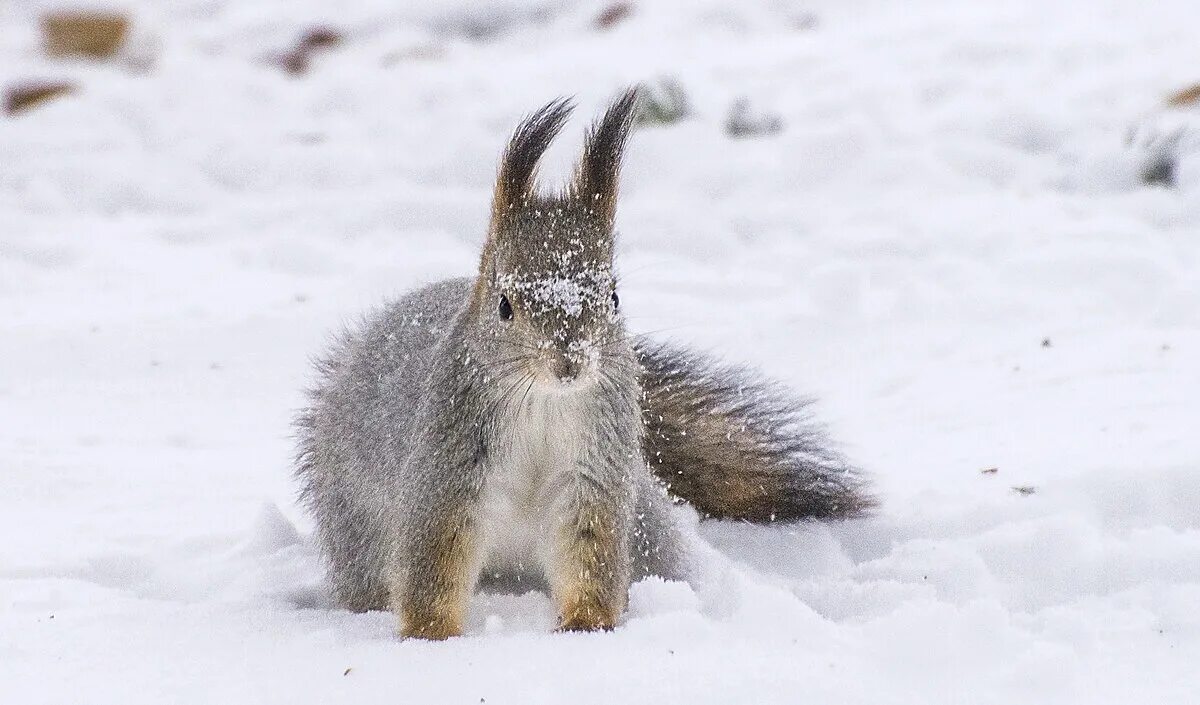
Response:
[637, 342, 874, 522]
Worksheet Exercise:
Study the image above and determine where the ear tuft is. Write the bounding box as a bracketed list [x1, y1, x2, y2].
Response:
[492, 97, 575, 217]
[573, 87, 640, 223]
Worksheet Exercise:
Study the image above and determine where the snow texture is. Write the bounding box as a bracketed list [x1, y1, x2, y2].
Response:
[3, 0, 1200, 703]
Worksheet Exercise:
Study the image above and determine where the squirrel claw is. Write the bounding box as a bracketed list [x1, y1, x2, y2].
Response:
[555, 617, 616, 633]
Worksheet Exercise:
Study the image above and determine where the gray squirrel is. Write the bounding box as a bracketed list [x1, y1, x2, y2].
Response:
[295, 90, 872, 639]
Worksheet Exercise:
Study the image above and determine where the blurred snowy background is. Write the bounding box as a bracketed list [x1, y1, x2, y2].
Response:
[2, 1, 1199, 703]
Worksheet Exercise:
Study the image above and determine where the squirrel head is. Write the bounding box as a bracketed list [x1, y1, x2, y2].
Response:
[468, 90, 639, 388]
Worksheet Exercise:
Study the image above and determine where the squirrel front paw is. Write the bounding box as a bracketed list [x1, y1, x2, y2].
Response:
[556, 616, 616, 633]
[555, 594, 619, 633]
[399, 607, 464, 641]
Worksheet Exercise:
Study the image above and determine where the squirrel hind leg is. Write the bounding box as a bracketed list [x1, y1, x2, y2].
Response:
[393, 516, 482, 640]
[630, 478, 691, 583]
[307, 500, 393, 612]
[332, 574, 390, 613]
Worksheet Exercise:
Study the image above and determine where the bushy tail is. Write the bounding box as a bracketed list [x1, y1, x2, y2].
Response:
[636, 342, 874, 522]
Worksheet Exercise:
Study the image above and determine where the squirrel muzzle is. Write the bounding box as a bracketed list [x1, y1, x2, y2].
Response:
[542, 339, 599, 386]
[549, 352, 584, 384]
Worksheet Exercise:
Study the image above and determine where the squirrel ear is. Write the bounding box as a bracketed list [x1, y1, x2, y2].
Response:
[490, 97, 575, 222]
[572, 87, 640, 225]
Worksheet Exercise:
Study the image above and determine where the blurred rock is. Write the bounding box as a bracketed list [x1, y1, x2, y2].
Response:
[430, 6, 554, 42]
[275, 25, 344, 76]
[725, 98, 783, 138]
[5, 81, 76, 116]
[594, 2, 634, 30]
[278, 48, 310, 76]
[792, 11, 819, 31]
[636, 78, 690, 127]
[41, 9, 129, 59]
[299, 26, 344, 52]
[1166, 84, 1200, 108]
[1140, 145, 1178, 187]
[1127, 124, 1191, 188]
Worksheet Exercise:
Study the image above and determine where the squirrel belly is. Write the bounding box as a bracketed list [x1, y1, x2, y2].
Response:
[476, 381, 625, 589]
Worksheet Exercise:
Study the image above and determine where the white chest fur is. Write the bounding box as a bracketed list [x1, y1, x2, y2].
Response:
[476, 386, 594, 577]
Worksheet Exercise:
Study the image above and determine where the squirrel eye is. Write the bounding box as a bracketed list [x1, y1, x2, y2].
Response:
[498, 294, 513, 321]
[611, 291, 620, 311]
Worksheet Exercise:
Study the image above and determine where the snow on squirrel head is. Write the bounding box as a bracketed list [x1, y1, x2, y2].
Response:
[469, 91, 638, 388]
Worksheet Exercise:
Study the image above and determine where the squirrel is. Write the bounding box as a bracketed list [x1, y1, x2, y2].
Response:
[294, 90, 872, 640]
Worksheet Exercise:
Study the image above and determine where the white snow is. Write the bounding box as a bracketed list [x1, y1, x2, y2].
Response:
[3, 0, 1200, 703]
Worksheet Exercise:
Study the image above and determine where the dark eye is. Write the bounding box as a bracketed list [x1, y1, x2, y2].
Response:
[611, 291, 620, 311]
[498, 294, 513, 321]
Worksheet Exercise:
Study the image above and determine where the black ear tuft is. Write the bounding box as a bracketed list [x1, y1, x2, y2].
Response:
[493, 97, 575, 215]
[574, 87, 640, 223]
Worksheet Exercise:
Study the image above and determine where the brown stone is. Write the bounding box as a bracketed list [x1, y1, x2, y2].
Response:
[274, 26, 344, 76]
[5, 81, 77, 116]
[278, 49, 310, 76]
[1166, 84, 1200, 108]
[299, 26, 344, 52]
[594, 2, 633, 30]
[42, 10, 130, 59]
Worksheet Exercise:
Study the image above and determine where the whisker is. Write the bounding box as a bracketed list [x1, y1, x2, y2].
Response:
[482, 370, 534, 428]
[475, 356, 530, 378]
[475, 334, 545, 356]
[516, 373, 537, 412]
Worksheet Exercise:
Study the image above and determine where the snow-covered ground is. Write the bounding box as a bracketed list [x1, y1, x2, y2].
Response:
[3, 1, 1200, 702]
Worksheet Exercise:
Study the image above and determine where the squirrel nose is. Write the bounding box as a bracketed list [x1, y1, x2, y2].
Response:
[550, 353, 581, 382]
